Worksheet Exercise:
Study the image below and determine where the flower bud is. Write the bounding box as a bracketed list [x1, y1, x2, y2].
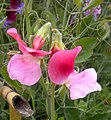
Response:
[50, 29, 65, 57]
[36, 22, 51, 40]
[33, 22, 51, 50]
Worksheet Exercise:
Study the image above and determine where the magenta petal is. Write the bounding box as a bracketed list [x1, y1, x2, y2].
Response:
[7, 28, 50, 57]
[6, 10, 16, 23]
[48, 46, 82, 84]
[23, 46, 51, 57]
[7, 28, 28, 54]
[68, 68, 102, 100]
[7, 54, 42, 86]
[33, 35, 45, 50]
[10, 0, 21, 9]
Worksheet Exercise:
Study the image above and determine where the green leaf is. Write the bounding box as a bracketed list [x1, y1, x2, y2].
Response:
[64, 108, 81, 120]
[58, 116, 64, 120]
[74, 37, 97, 63]
[26, 87, 36, 111]
[0, 97, 6, 109]
[1, 66, 23, 90]
[59, 86, 68, 104]
[83, 0, 103, 11]
[77, 100, 87, 111]
[73, 0, 83, 10]
[76, 14, 93, 37]
[85, 113, 108, 120]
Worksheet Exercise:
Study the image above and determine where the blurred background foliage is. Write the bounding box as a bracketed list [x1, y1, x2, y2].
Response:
[0, 0, 111, 120]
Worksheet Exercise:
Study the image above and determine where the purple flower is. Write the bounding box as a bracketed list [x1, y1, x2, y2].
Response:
[93, 5, 101, 20]
[84, 0, 101, 20]
[3, 0, 24, 28]
[10, 0, 24, 14]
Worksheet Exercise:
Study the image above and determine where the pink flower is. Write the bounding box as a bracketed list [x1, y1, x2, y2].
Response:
[48, 46, 101, 100]
[7, 28, 50, 86]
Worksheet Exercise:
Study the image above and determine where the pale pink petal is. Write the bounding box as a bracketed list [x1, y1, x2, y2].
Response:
[68, 68, 102, 100]
[7, 28, 28, 54]
[33, 35, 45, 50]
[7, 28, 17, 33]
[48, 46, 82, 84]
[7, 54, 42, 86]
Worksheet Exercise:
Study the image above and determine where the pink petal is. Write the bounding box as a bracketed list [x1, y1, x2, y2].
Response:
[33, 35, 45, 50]
[68, 68, 102, 100]
[7, 28, 28, 54]
[24, 45, 51, 57]
[7, 54, 42, 86]
[7, 27, 17, 33]
[7, 28, 50, 57]
[48, 46, 82, 84]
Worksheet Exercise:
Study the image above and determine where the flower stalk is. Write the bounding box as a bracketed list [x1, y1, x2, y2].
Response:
[40, 77, 51, 119]
[51, 82, 56, 120]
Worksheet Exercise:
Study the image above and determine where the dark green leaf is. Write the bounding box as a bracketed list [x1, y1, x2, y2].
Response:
[75, 37, 97, 63]
[85, 113, 108, 120]
[0, 97, 6, 109]
[64, 108, 81, 120]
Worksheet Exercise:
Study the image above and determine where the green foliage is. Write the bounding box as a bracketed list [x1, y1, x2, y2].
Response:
[73, 0, 83, 10]
[0, 51, 5, 71]
[0, 17, 7, 28]
[75, 37, 97, 63]
[64, 108, 81, 120]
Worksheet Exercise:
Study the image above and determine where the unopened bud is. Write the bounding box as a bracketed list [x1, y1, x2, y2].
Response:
[51, 29, 65, 57]
[33, 22, 51, 50]
[36, 22, 51, 41]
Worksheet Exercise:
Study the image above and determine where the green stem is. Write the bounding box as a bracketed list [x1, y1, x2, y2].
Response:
[40, 77, 49, 98]
[46, 0, 50, 9]
[62, 0, 68, 32]
[51, 83, 55, 120]
[24, 0, 32, 42]
[40, 78, 51, 119]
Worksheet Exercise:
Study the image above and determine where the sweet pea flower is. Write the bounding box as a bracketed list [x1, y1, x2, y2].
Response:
[84, 0, 101, 20]
[3, 0, 24, 28]
[48, 46, 101, 100]
[10, 0, 24, 14]
[3, 10, 17, 28]
[7, 23, 51, 86]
